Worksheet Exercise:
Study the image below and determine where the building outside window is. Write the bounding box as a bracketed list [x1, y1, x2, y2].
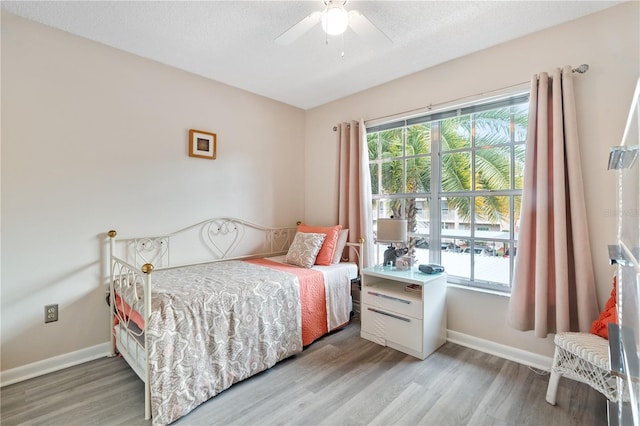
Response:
[367, 92, 529, 292]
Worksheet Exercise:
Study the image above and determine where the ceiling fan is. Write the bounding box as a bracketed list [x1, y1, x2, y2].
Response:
[275, 0, 392, 46]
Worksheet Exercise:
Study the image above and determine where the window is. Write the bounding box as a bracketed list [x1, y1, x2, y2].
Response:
[368, 93, 529, 292]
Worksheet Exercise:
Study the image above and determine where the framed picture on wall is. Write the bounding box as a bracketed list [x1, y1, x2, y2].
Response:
[189, 129, 217, 159]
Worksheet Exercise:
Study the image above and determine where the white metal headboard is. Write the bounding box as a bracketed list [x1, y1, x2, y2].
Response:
[109, 217, 297, 269]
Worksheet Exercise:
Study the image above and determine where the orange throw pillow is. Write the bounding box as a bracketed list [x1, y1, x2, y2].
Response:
[297, 223, 342, 266]
[590, 276, 617, 339]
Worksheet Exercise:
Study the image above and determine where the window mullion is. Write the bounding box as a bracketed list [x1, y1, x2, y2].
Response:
[431, 121, 442, 265]
[469, 115, 476, 282]
[401, 127, 407, 216]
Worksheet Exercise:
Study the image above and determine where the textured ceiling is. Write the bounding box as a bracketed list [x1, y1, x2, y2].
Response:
[1, 1, 624, 109]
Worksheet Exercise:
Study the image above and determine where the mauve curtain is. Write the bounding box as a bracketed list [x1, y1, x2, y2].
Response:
[507, 66, 598, 338]
[337, 119, 375, 268]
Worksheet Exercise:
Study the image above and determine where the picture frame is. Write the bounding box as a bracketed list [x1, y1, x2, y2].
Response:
[189, 129, 217, 159]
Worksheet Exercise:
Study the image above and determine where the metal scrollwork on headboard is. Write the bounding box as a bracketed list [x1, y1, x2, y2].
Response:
[204, 218, 244, 259]
[129, 237, 169, 268]
[271, 229, 293, 253]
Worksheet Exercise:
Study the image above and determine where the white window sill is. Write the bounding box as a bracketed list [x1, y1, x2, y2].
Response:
[446, 282, 511, 298]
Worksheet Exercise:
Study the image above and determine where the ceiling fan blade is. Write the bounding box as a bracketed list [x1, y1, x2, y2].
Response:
[275, 11, 322, 45]
[348, 10, 392, 45]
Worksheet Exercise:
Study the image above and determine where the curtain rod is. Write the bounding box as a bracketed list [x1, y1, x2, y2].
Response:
[332, 123, 359, 131]
[356, 63, 590, 129]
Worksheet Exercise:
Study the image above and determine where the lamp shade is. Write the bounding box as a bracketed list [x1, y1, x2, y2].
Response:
[376, 219, 408, 244]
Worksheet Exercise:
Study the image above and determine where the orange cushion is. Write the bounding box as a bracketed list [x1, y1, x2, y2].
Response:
[297, 223, 342, 266]
[590, 276, 617, 339]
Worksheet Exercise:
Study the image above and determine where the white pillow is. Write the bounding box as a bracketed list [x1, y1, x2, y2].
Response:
[332, 229, 349, 264]
[284, 232, 326, 268]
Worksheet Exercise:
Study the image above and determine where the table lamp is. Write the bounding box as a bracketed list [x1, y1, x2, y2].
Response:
[377, 218, 408, 266]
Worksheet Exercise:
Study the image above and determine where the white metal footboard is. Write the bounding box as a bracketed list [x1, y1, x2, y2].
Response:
[108, 230, 153, 420]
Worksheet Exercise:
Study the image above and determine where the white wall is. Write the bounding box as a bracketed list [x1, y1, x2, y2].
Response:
[1, 13, 305, 371]
[305, 2, 640, 358]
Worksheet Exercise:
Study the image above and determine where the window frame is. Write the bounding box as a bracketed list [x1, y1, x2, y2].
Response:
[367, 91, 529, 293]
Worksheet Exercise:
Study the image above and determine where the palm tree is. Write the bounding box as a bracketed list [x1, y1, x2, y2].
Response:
[369, 125, 430, 254]
[440, 108, 526, 223]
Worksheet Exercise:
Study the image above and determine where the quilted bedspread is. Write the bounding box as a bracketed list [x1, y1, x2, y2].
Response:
[144, 261, 303, 425]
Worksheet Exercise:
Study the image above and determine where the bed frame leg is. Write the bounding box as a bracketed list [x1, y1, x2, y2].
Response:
[108, 230, 118, 358]
[109, 318, 117, 357]
[145, 382, 151, 419]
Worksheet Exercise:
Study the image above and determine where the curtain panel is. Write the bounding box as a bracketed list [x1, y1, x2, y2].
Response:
[337, 119, 375, 268]
[507, 66, 599, 338]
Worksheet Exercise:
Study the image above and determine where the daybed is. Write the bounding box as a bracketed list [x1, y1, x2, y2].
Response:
[107, 217, 362, 425]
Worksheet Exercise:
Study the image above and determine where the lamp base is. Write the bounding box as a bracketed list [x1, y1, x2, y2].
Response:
[383, 245, 398, 267]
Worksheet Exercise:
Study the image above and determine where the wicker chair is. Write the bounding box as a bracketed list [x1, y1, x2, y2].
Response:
[545, 332, 618, 404]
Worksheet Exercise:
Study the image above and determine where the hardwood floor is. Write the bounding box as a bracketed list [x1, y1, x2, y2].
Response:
[1, 318, 606, 425]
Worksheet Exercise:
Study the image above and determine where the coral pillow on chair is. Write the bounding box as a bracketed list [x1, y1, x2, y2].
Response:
[297, 223, 342, 266]
[590, 275, 617, 339]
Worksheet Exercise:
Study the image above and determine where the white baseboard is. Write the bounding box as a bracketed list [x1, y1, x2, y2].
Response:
[1, 342, 111, 387]
[1, 332, 553, 387]
[447, 330, 553, 371]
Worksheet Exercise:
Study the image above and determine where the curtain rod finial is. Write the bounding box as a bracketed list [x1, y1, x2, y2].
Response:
[572, 64, 589, 74]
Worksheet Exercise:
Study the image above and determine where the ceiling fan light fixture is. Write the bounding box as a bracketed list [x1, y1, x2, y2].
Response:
[321, 3, 349, 36]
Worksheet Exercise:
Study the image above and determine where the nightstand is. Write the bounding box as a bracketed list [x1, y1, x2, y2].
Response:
[360, 266, 447, 360]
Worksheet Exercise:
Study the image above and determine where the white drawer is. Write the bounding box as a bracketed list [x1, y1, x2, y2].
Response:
[361, 285, 423, 319]
[361, 304, 423, 353]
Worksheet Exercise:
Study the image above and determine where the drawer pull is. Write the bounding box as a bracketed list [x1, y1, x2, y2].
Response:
[368, 307, 411, 322]
[367, 291, 411, 304]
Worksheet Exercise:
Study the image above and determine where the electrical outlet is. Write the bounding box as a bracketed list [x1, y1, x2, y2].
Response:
[45, 304, 58, 323]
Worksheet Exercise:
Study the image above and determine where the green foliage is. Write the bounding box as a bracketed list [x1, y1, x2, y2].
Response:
[370, 105, 527, 227]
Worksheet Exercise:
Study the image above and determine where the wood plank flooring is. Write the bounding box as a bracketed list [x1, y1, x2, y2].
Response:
[1, 317, 606, 425]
